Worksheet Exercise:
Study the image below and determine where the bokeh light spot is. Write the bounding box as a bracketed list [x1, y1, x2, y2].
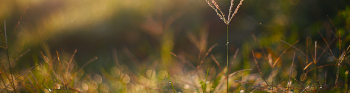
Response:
[184, 84, 190, 89]
[158, 70, 168, 79]
[146, 69, 156, 78]
[94, 74, 102, 83]
[121, 74, 130, 83]
[110, 67, 121, 77]
[82, 82, 89, 91]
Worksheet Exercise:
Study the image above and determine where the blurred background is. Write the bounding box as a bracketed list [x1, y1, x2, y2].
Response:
[1, 0, 350, 92]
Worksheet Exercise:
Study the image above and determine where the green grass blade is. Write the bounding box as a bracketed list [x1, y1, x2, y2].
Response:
[168, 72, 176, 93]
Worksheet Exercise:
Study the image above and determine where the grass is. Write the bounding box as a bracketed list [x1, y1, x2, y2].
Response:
[206, 0, 245, 92]
[168, 72, 176, 93]
[0, 1, 349, 93]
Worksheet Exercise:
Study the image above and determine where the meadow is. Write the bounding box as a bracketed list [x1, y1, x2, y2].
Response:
[0, 0, 350, 92]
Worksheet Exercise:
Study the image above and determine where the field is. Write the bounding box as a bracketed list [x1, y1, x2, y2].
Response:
[0, 0, 350, 92]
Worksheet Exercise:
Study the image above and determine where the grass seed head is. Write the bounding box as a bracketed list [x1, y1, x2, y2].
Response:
[206, 0, 244, 25]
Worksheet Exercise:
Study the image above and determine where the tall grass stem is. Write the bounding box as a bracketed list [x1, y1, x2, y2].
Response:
[4, 20, 16, 92]
[168, 72, 176, 93]
[226, 25, 229, 92]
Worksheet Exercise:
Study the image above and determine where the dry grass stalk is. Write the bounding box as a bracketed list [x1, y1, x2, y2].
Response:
[229, 48, 239, 73]
[228, 69, 251, 77]
[233, 80, 303, 91]
[286, 52, 295, 91]
[252, 50, 268, 88]
[273, 40, 299, 68]
[186, 28, 209, 65]
[280, 40, 313, 62]
[298, 56, 304, 70]
[303, 62, 313, 70]
[317, 39, 336, 61]
[29, 70, 43, 92]
[318, 31, 336, 60]
[123, 47, 140, 67]
[335, 51, 345, 87]
[170, 52, 196, 69]
[314, 41, 317, 64]
[9, 49, 31, 66]
[213, 69, 251, 92]
[305, 64, 336, 74]
[3, 20, 17, 92]
[0, 59, 10, 93]
[10, 6, 29, 41]
[0, 30, 6, 49]
[67, 56, 97, 85]
[1, 64, 39, 93]
[36, 69, 58, 83]
[208, 66, 215, 85]
[206, 0, 245, 25]
[293, 78, 305, 91]
[196, 43, 218, 70]
[25, 77, 37, 92]
[252, 34, 266, 58]
[40, 51, 64, 84]
[0, 8, 30, 91]
[190, 43, 218, 79]
[56, 51, 66, 85]
[67, 54, 77, 77]
[187, 29, 208, 51]
[198, 47, 203, 64]
[326, 15, 345, 88]
[324, 71, 327, 88]
[210, 54, 222, 71]
[112, 48, 121, 68]
[67, 49, 77, 71]
[203, 44, 218, 62]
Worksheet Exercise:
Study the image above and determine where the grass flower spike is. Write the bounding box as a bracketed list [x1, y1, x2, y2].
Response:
[206, 0, 244, 25]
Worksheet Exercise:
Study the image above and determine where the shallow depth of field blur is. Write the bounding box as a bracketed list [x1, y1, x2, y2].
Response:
[0, 0, 350, 92]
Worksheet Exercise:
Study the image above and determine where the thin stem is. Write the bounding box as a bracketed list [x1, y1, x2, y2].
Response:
[0, 59, 10, 93]
[168, 72, 176, 93]
[204, 68, 209, 93]
[4, 20, 16, 92]
[226, 25, 229, 92]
